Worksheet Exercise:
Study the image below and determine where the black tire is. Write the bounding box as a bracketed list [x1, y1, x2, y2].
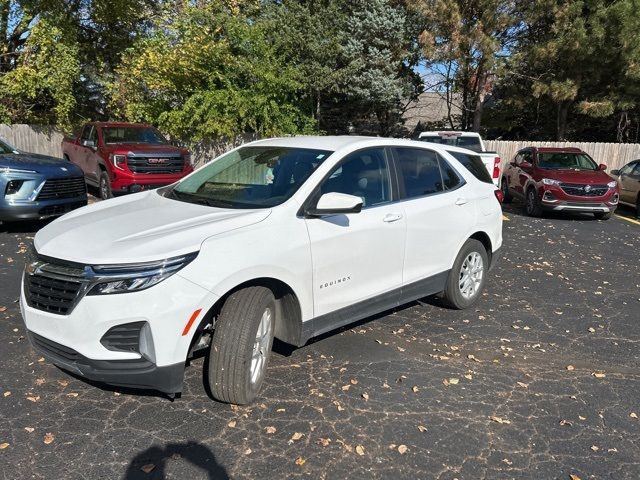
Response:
[636, 196, 640, 219]
[524, 187, 543, 217]
[98, 171, 113, 200]
[501, 177, 512, 203]
[207, 286, 275, 404]
[593, 212, 611, 220]
[442, 239, 489, 310]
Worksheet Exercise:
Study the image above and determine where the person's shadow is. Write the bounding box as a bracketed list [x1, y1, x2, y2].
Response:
[124, 441, 229, 479]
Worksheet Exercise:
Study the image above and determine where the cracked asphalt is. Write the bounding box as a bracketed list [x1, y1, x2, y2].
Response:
[1, 202, 639, 480]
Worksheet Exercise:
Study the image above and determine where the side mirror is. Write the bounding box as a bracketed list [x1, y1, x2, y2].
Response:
[82, 139, 96, 148]
[306, 192, 363, 216]
[520, 160, 532, 170]
[598, 163, 607, 171]
[610, 169, 620, 176]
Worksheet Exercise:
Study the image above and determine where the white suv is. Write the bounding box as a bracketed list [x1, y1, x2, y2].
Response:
[21, 137, 502, 404]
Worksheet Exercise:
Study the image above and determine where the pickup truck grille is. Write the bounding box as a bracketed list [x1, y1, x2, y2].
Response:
[37, 177, 86, 200]
[24, 273, 84, 315]
[127, 155, 185, 174]
[560, 183, 609, 197]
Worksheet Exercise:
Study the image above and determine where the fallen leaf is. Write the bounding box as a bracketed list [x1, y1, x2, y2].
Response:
[24, 427, 34, 433]
[0, 443, 8, 450]
[355, 445, 365, 456]
[66, 393, 78, 398]
[579, 415, 587, 421]
[265, 426, 276, 434]
[276, 408, 285, 412]
[464, 374, 473, 380]
[397, 444, 408, 454]
[26, 396, 39, 402]
[592, 372, 606, 378]
[467, 354, 481, 362]
[317, 438, 331, 447]
[43, 432, 54, 445]
[569, 475, 582, 480]
[244, 448, 252, 455]
[559, 420, 572, 426]
[0, 306, 6, 312]
[361, 392, 369, 401]
[417, 425, 427, 432]
[290, 432, 303, 442]
[591, 445, 599, 452]
[350, 378, 358, 385]
[588, 327, 596, 333]
[566, 365, 575, 371]
[517, 382, 528, 389]
[412, 385, 419, 393]
[630, 412, 638, 419]
[3, 391, 10, 397]
[35, 378, 45, 386]
[295, 457, 306, 466]
[140, 464, 155, 474]
[341, 385, 350, 391]
[227, 420, 236, 428]
[489, 416, 511, 425]
[448, 378, 459, 385]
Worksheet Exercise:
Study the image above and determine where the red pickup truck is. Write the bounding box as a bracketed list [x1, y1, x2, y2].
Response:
[62, 122, 193, 199]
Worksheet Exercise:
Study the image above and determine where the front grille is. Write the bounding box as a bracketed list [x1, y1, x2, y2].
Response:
[127, 155, 185, 174]
[37, 177, 86, 200]
[100, 322, 145, 352]
[24, 273, 83, 315]
[38, 201, 86, 217]
[30, 331, 82, 363]
[560, 183, 608, 197]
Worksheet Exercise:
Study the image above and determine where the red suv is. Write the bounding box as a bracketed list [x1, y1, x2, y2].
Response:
[501, 147, 619, 219]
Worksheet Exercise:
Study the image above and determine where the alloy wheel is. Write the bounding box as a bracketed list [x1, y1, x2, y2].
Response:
[250, 307, 273, 385]
[458, 252, 484, 299]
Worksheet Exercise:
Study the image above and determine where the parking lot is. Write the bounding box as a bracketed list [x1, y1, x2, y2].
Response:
[1, 203, 639, 480]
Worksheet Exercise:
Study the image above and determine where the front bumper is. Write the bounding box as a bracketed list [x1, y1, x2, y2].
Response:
[110, 168, 193, 194]
[20, 271, 219, 394]
[537, 185, 618, 213]
[28, 330, 184, 393]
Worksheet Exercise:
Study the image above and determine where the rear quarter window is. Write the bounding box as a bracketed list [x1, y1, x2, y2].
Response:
[448, 151, 493, 184]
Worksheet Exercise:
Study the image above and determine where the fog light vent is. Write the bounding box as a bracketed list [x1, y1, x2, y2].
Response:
[100, 322, 145, 352]
[5, 180, 24, 196]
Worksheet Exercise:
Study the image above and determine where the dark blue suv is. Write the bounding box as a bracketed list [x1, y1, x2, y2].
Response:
[0, 139, 87, 222]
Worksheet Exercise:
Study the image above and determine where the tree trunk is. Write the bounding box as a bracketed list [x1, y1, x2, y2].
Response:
[557, 101, 570, 140]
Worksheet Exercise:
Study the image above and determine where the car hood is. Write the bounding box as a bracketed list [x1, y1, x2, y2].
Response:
[539, 168, 613, 184]
[34, 191, 271, 265]
[1, 152, 83, 177]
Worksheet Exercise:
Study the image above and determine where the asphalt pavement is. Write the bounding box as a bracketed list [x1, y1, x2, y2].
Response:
[0, 202, 639, 480]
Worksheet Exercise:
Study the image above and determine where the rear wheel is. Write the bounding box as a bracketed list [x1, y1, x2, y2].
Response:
[501, 177, 512, 203]
[442, 239, 489, 310]
[593, 212, 611, 220]
[524, 187, 543, 217]
[99, 171, 113, 200]
[207, 286, 275, 404]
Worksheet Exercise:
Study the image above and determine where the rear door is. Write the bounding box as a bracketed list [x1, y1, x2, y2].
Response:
[391, 146, 475, 285]
[619, 162, 640, 204]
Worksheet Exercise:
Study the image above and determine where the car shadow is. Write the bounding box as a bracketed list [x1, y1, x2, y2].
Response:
[0, 219, 51, 233]
[124, 442, 229, 479]
[501, 202, 601, 221]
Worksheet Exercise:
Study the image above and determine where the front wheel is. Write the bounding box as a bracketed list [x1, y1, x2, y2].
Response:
[99, 171, 113, 200]
[525, 187, 543, 217]
[442, 239, 489, 310]
[501, 177, 512, 203]
[207, 286, 275, 404]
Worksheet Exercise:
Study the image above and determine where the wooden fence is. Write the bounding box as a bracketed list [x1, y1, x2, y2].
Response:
[485, 140, 640, 171]
[1, 124, 639, 172]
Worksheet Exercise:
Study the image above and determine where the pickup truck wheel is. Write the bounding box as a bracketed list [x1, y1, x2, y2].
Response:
[207, 286, 275, 404]
[99, 171, 113, 199]
[500, 178, 512, 203]
[442, 239, 488, 310]
[593, 212, 611, 220]
[524, 187, 542, 217]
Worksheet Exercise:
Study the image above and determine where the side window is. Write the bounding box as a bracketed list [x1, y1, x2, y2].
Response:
[320, 148, 391, 208]
[631, 162, 640, 177]
[448, 151, 493, 184]
[513, 153, 522, 165]
[439, 157, 463, 190]
[80, 126, 93, 142]
[394, 147, 444, 198]
[619, 163, 634, 176]
[523, 151, 533, 163]
[88, 126, 98, 144]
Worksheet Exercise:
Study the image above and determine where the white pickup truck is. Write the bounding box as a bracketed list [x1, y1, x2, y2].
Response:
[418, 131, 501, 187]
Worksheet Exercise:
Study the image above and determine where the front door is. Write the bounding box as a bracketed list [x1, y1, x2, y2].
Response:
[305, 147, 406, 322]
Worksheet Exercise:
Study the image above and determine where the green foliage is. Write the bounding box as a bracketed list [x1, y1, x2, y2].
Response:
[0, 18, 79, 127]
[109, 3, 315, 141]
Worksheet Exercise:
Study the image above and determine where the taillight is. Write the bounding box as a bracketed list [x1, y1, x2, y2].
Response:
[493, 156, 501, 179]
[494, 189, 504, 204]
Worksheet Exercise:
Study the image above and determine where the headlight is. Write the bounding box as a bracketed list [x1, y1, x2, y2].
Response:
[109, 154, 127, 170]
[607, 181, 617, 188]
[542, 178, 562, 186]
[0, 167, 37, 174]
[87, 252, 197, 295]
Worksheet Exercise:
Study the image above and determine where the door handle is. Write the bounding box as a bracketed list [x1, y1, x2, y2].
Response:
[455, 197, 468, 206]
[383, 213, 403, 223]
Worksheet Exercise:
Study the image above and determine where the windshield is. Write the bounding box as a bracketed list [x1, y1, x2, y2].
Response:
[168, 146, 332, 209]
[0, 139, 17, 154]
[102, 127, 168, 145]
[420, 135, 482, 153]
[538, 152, 598, 170]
